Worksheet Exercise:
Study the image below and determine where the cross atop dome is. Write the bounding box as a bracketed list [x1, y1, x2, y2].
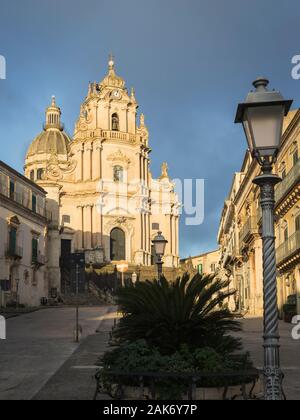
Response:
[108, 54, 115, 70]
[100, 54, 126, 89]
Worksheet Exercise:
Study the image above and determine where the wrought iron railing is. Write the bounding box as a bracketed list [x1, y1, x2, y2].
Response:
[5, 244, 23, 259]
[94, 369, 263, 401]
[276, 230, 300, 265]
[239, 217, 259, 250]
[275, 159, 300, 204]
[32, 253, 46, 266]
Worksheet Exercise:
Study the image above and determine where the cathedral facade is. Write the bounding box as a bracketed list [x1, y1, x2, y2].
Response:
[24, 58, 180, 293]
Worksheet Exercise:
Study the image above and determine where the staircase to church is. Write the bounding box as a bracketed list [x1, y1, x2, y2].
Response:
[58, 263, 185, 307]
[60, 285, 108, 307]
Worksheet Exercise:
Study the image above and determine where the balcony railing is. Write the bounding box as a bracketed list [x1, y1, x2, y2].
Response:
[239, 216, 259, 248]
[276, 230, 300, 265]
[275, 158, 300, 204]
[5, 244, 23, 259]
[32, 253, 46, 266]
[101, 130, 137, 143]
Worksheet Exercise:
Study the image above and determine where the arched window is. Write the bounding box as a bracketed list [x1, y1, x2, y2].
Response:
[113, 165, 123, 183]
[30, 170, 35, 181]
[37, 169, 44, 180]
[111, 113, 119, 131]
[110, 228, 125, 261]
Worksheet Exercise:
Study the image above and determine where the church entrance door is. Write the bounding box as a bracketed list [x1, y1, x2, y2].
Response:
[110, 228, 126, 261]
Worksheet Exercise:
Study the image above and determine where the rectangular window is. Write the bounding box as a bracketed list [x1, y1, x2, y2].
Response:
[32, 194, 37, 213]
[284, 226, 289, 242]
[293, 149, 299, 166]
[211, 263, 216, 273]
[9, 180, 15, 200]
[32, 238, 38, 263]
[0, 172, 8, 196]
[198, 264, 203, 275]
[9, 227, 17, 254]
[295, 215, 300, 232]
[62, 215, 71, 224]
[152, 223, 160, 230]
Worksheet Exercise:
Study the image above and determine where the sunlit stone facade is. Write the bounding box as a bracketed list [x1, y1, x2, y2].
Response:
[0, 161, 48, 306]
[24, 58, 180, 293]
[218, 109, 300, 317]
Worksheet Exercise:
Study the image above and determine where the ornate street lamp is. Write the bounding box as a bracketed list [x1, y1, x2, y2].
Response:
[152, 231, 168, 282]
[235, 77, 293, 400]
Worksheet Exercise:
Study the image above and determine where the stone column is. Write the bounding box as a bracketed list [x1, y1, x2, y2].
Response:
[144, 212, 147, 252]
[139, 154, 142, 181]
[90, 205, 94, 248]
[76, 143, 84, 181]
[142, 155, 145, 182]
[140, 213, 144, 250]
[170, 214, 173, 256]
[175, 215, 179, 259]
[84, 143, 92, 181]
[84, 205, 92, 249]
[77, 205, 84, 249]
[144, 156, 148, 185]
[96, 143, 103, 180]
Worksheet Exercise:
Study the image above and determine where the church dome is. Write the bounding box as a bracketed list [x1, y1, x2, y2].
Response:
[26, 129, 70, 157]
[26, 96, 71, 158]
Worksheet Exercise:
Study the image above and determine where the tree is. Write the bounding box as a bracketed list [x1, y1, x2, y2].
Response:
[114, 273, 241, 355]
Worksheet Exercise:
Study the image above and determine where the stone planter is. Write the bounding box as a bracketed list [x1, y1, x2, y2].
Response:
[117, 379, 262, 400]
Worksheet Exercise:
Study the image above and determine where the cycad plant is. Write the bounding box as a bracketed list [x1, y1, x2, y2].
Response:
[114, 273, 242, 355]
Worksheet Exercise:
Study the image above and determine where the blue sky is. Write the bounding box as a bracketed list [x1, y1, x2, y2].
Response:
[0, 0, 300, 258]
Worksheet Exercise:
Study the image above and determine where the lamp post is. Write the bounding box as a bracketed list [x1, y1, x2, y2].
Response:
[235, 77, 293, 400]
[152, 231, 168, 282]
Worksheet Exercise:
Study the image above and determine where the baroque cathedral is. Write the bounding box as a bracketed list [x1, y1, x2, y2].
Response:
[24, 57, 180, 293]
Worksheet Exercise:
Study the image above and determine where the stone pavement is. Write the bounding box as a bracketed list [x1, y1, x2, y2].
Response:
[0, 305, 115, 400]
[33, 307, 117, 400]
[238, 317, 300, 400]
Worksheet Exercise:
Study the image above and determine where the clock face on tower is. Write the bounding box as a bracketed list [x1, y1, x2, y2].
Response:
[112, 90, 121, 99]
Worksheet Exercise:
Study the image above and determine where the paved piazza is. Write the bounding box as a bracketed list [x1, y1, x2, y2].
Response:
[0, 306, 112, 400]
[238, 318, 300, 400]
[0, 309, 299, 400]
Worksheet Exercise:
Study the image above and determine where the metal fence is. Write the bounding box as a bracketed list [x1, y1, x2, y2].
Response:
[94, 368, 263, 401]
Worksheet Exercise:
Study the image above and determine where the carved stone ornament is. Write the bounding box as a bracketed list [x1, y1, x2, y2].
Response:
[107, 149, 131, 166]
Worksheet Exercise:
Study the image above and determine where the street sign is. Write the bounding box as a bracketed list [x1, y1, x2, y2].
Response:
[69, 253, 86, 294]
[116, 261, 129, 273]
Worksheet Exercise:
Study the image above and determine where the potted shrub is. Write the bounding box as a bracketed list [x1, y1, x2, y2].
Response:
[97, 273, 257, 400]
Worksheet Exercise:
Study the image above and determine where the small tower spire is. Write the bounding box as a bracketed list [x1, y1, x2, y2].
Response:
[45, 96, 62, 131]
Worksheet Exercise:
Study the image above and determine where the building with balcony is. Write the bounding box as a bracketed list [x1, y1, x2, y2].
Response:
[218, 109, 300, 317]
[0, 160, 50, 306]
[274, 109, 300, 316]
